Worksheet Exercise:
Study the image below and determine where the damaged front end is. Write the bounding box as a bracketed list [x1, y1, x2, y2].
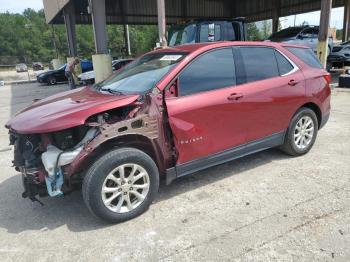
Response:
[41, 128, 98, 197]
[7, 93, 173, 203]
[9, 126, 98, 202]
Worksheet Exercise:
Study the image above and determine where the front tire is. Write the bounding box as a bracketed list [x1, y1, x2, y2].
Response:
[82, 148, 159, 223]
[47, 77, 57, 85]
[281, 107, 318, 156]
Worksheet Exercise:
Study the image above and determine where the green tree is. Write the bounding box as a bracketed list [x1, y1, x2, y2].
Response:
[261, 20, 272, 40]
[247, 22, 261, 41]
[0, 9, 158, 64]
[336, 29, 343, 40]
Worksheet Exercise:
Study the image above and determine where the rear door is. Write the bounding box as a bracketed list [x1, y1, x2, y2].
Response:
[234, 46, 305, 142]
[165, 48, 247, 164]
[55, 69, 66, 82]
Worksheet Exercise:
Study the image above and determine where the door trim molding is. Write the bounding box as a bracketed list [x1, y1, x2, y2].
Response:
[166, 131, 286, 184]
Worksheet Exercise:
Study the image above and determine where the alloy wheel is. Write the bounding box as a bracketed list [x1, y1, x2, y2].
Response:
[293, 116, 315, 150]
[101, 163, 150, 213]
[49, 78, 56, 85]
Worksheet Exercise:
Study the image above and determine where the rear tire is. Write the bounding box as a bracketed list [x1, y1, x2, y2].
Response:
[281, 107, 318, 156]
[82, 148, 159, 223]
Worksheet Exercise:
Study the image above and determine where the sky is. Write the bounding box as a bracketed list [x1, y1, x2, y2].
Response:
[282, 7, 344, 29]
[0, 0, 43, 13]
[0, 1, 345, 29]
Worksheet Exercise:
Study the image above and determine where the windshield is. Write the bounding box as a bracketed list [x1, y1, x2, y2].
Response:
[269, 27, 303, 39]
[168, 24, 197, 46]
[58, 64, 66, 70]
[94, 52, 187, 95]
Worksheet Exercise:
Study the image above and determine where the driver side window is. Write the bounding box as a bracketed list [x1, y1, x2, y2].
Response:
[178, 48, 236, 96]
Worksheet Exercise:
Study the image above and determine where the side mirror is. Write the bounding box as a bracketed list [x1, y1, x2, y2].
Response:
[297, 34, 304, 40]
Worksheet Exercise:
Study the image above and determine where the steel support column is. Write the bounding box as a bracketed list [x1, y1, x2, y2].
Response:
[272, 17, 279, 33]
[157, 0, 167, 47]
[124, 24, 131, 56]
[343, 0, 350, 41]
[89, 0, 111, 83]
[272, 0, 281, 33]
[63, 1, 77, 57]
[89, 0, 108, 54]
[317, 0, 332, 68]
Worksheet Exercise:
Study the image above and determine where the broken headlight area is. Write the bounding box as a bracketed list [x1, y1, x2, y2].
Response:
[10, 126, 98, 202]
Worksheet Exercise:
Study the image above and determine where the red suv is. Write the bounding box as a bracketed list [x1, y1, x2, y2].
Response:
[6, 42, 331, 223]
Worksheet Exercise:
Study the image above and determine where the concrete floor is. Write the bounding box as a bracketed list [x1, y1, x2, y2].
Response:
[0, 69, 46, 82]
[0, 83, 349, 262]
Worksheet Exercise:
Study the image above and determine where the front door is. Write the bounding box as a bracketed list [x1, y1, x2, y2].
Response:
[165, 48, 247, 164]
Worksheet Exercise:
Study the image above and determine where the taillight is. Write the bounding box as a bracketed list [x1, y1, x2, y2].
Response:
[323, 74, 331, 84]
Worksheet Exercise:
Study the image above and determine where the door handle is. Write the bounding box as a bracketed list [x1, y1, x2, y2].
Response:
[288, 79, 298, 86]
[227, 93, 244, 101]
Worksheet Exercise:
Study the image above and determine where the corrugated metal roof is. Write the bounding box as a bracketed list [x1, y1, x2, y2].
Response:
[45, 0, 345, 25]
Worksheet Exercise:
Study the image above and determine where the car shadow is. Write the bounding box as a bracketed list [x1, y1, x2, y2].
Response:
[0, 147, 290, 234]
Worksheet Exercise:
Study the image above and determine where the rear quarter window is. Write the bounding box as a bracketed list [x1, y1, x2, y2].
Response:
[286, 47, 322, 69]
[274, 50, 294, 75]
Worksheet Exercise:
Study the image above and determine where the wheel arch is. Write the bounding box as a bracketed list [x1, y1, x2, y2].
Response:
[72, 134, 165, 178]
[297, 102, 322, 129]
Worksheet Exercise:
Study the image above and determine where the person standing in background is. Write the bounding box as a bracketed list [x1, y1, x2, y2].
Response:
[65, 58, 80, 89]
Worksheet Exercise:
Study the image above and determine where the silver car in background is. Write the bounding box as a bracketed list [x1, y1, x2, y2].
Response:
[15, 63, 28, 73]
[268, 26, 333, 55]
[327, 41, 350, 69]
[78, 59, 133, 85]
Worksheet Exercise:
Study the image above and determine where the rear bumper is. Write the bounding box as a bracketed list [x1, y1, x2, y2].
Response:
[320, 111, 330, 129]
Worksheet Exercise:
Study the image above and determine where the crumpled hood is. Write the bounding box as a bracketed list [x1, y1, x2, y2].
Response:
[6, 86, 139, 134]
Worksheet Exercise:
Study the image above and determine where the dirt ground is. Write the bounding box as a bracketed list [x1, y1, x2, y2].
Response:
[0, 69, 46, 82]
[0, 83, 349, 262]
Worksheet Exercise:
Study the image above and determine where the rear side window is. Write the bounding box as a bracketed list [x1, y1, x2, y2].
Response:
[224, 22, 235, 41]
[274, 50, 294, 75]
[239, 47, 279, 82]
[286, 47, 322, 69]
[200, 24, 221, 42]
[179, 48, 235, 96]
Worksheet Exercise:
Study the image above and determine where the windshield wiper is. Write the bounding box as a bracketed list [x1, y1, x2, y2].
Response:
[100, 88, 124, 95]
[93, 82, 102, 90]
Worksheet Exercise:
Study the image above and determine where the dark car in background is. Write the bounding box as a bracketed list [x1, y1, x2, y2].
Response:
[168, 18, 246, 46]
[327, 42, 350, 69]
[32, 62, 44, 71]
[268, 26, 333, 55]
[78, 59, 133, 85]
[37, 59, 93, 85]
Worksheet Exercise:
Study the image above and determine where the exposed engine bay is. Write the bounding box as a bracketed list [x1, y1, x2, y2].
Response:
[8, 95, 173, 204]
